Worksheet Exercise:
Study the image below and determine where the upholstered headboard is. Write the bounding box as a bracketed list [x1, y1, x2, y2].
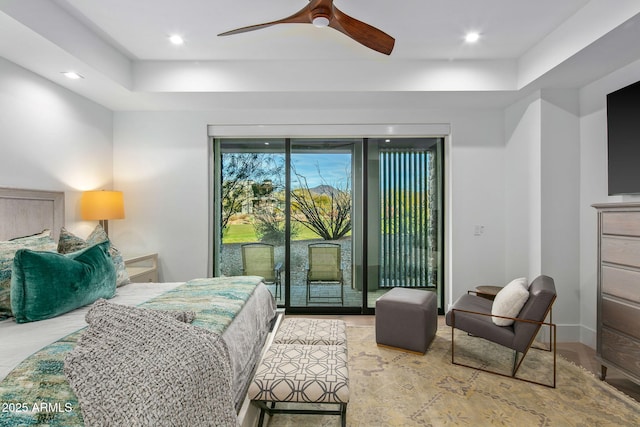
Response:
[0, 188, 65, 241]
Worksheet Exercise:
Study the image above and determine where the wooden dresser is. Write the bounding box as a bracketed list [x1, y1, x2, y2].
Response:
[593, 202, 640, 385]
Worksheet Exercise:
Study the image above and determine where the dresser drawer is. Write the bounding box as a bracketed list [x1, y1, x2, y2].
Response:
[601, 236, 640, 268]
[602, 266, 640, 304]
[602, 211, 640, 237]
[602, 298, 640, 340]
[601, 328, 640, 376]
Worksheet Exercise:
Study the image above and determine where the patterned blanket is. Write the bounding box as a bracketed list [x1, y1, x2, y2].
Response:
[0, 276, 262, 427]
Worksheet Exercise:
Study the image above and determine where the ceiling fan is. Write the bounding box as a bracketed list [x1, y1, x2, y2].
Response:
[218, 0, 395, 55]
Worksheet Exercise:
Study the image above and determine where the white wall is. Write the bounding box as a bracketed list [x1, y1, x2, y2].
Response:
[540, 91, 581, 340]
[112, 112, 211, 281]
[578, 58, 640, 347]
[504, 93, 542, 279]
[448, 111, 507, 303]
[0, 57, 113, 238]
[112, 108, 507, 308]
[504, 89, 582, 341]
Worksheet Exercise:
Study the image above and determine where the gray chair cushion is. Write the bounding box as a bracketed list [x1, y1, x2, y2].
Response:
[445, 294, 516, 348]
[446, 275, 556, 353]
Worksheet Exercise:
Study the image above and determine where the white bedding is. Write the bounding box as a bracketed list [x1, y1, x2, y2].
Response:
[0, 282, 183, 381]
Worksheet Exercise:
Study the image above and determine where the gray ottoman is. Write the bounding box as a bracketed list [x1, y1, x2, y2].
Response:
[375, 288, 437, 353]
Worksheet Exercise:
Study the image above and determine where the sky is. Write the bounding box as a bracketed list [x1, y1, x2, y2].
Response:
[291, 153, 351, 189]
[222, 151, 351, 190]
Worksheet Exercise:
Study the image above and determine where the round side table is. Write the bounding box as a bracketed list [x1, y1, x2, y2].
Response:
[475, 285, 503, 301]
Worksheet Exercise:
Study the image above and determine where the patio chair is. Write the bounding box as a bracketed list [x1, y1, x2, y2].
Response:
[241, 243, 282, 299]
[445, 275, 557, 387]
[306, 242, 344, 305]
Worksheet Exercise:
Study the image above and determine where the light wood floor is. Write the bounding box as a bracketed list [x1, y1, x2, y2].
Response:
[291, 314, 640, 403]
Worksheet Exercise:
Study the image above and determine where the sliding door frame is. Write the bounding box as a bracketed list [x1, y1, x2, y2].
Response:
[208, 124, 451, 314]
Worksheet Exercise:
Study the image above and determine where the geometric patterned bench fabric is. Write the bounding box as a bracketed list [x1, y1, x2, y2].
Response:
[273, 318, 347, 346]
[248, 344, 349, 404]
[249, 343, 350, 427]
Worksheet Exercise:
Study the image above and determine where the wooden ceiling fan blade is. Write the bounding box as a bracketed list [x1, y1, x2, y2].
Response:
[218, 21, 281, 36]
[218, 6, 312, 36]
[329, 6, 395, 55]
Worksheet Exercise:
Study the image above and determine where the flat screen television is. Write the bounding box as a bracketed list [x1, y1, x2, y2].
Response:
[607, 79, 640, 195]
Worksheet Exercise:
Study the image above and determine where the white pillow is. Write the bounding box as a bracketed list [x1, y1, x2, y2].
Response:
[491, 277, 529, 326]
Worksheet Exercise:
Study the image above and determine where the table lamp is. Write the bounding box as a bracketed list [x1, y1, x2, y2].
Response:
[81, 190, 125, 235]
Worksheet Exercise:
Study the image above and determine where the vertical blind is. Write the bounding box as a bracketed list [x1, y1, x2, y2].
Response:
[379, 148, 432, 287]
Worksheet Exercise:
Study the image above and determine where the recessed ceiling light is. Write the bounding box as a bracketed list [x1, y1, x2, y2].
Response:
[61, 71, 84, 80]
[169, 34, 184, 45]
[465, 32, 480, 43]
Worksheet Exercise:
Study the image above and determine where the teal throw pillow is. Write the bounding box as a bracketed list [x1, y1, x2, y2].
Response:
[10, 241, 116, 323]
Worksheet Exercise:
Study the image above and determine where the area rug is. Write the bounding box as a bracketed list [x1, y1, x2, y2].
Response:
[266, 325, 639, 426]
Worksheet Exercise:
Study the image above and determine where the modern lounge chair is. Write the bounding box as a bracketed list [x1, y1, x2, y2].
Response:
[241, 243, 282, 299]
[306, 242, 344, 305]
[445, 275, 557, 387]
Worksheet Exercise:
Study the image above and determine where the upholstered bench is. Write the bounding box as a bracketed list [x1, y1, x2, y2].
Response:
[248, 343, 350, 427]
[375, 287, 438, 353]
[274, 317, 347, 345]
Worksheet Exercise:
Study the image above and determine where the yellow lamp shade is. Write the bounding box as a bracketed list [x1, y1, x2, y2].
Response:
[81, 190, 125, 220]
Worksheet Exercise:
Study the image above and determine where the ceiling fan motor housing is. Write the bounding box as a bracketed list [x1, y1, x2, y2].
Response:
[311, 7, 331, 27]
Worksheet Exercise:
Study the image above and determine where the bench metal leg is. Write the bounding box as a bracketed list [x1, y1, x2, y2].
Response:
[252, 400, 348, 425]
[257, 406, 265, 427]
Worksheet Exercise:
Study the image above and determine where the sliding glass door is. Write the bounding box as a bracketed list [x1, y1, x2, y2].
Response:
[213, 138, 360, 312]
[288, 139, 359, 309]
[214, 138, 286, 303]
[212, 136, 443, 313]
[366, 138, 444, 312]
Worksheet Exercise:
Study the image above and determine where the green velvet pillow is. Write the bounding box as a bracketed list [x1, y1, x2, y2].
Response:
[10, 241, 116, 323]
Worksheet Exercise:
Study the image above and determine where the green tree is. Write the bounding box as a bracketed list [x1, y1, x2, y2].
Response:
[290, 165, 351, 240]
[221, 153, 283, 233]
[252, 200, 299, 244]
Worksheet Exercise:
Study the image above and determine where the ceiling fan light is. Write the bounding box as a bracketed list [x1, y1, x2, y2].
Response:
[465, 32, 480, 43]
[312, 16, 330, 28]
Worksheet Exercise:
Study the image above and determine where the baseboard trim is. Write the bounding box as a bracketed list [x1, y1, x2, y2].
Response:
[555, 323, 595, 348]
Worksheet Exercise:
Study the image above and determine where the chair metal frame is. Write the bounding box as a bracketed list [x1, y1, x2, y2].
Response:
[241, 243, 282, 299]
[306, 242, 344, 305]
[449, 296, 557, 388]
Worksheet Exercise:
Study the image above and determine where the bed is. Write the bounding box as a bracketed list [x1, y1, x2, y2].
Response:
[0, 188, 278, 426]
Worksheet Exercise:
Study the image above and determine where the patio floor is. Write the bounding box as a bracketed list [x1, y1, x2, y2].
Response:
[221, 239, 434, 310]
[264, 282, 389, 309]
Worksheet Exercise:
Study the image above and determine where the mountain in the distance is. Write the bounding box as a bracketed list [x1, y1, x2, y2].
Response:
[309, 184, 339, 195]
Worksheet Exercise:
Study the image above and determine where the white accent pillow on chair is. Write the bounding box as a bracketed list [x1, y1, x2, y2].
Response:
[491, 277, 529, 326]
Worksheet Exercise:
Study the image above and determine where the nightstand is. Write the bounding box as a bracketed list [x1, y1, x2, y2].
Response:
[124, 253, 159, 283]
